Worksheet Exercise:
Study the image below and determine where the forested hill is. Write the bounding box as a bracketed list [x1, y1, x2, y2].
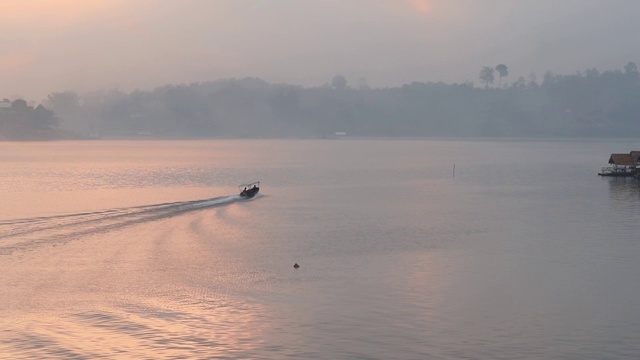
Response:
[25, 63, 640, 139]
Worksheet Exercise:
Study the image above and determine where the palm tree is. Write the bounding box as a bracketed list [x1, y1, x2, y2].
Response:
[495, 64, 508, 88]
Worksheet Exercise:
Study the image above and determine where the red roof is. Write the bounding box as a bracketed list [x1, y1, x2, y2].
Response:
[608, 153, 636, 166]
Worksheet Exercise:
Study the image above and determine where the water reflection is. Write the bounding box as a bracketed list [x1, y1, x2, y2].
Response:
[3, 139, 640, 359]
[0, 295, 270, 359]
[605, 177, 640, 228]
[607, 177, 640, 203]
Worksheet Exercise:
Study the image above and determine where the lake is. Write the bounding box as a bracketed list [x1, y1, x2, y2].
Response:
[1, 138, 639, 359]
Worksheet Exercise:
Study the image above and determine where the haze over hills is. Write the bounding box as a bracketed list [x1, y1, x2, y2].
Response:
[4, 1, 640, 101]
[3, 1, 640, 140]
[1, 62, 639, 140]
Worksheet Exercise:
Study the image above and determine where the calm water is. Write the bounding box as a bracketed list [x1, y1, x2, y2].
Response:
[1, 139, 639, 359]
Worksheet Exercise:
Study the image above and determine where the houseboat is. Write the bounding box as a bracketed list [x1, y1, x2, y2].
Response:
[598, 152, 640, 177]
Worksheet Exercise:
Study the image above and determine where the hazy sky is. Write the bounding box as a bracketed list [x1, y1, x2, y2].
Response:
[2, 0, 639, 101]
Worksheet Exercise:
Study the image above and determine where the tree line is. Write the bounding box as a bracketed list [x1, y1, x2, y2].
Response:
[2, 62, 640, 140]
[0, 99, 65, 140]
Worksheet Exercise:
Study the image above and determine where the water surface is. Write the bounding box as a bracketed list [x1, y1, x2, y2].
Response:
[1, 139, 639, 359]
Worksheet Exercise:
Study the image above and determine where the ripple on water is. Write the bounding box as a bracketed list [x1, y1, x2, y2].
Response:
[0, 294, 273, 359]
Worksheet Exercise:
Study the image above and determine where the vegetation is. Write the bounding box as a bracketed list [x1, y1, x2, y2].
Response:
[0, 99, 68, 140]
[479, 67, 495, 89]
[495, 64, 508, 88]
[2, 62, 640, 140]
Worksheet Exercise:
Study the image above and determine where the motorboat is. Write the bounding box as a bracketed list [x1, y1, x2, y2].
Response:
[239, 181, 260, 198]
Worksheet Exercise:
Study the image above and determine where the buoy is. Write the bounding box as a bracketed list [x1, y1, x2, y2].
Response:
[293, 263, 300, 268]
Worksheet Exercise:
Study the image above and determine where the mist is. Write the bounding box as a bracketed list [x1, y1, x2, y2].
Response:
[1, 0, 640, 139]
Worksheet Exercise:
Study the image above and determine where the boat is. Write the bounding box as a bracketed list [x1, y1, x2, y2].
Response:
[598, 152, 639, 177]
[239, 181, 260, 198]
[598, 167, 638, 177]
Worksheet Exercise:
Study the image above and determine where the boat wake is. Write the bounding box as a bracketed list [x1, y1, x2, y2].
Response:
[0, 194, 253, 255]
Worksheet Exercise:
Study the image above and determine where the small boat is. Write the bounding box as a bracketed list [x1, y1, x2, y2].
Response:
[239, 181, 260, 198]
[598, 167, 638, 177]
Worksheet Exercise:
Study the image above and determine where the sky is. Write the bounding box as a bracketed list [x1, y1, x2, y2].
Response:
[1, 0, 639, 101]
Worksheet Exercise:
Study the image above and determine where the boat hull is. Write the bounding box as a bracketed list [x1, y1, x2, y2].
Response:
[240, 188, 259, 198]
[598, 171, 638, 177]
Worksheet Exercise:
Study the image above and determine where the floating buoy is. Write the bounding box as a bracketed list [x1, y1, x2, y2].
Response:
[293, 263, 300, 268]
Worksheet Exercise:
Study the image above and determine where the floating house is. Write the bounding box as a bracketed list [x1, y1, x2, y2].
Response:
[598, 151, 640, 177]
